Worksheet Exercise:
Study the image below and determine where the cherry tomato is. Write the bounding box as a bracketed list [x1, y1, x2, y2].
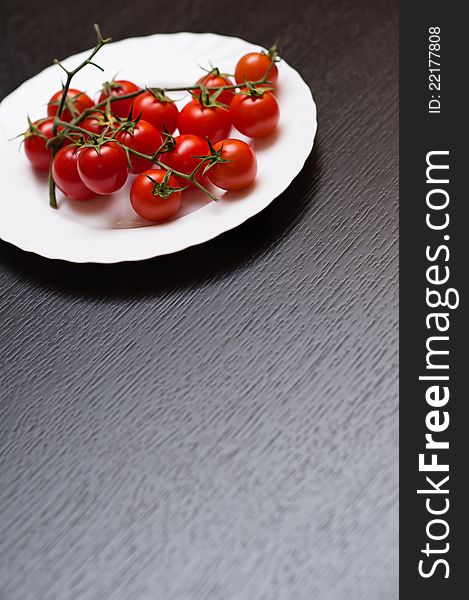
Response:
[23, 117, 57, 171]
[235, 52, 278, 86]
[80, 113, 118, 136]
[132, 92, 179, 134]
[130, 169, 182, 222]
[194, 70, 234, 106]
[230, 90, 280, 138]
[77, 142, 128, 195]
[178, 100, 231, 143]
[160, 134, 210, 188]
[207, 139, 257, 191]
[98, 80, 141, 119]
[52, 146, 95, 201]
[115, 120, 162, 174]
[47, 88, 94, 122]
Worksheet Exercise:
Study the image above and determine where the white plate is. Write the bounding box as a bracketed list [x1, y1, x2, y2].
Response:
[0, 32, 317, 263]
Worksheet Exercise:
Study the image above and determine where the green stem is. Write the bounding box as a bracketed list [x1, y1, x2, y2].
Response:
[68, 73, 273, 128]
[48, 24, 112, 208]
[72, 89, 145, 126]
[154, 75, 271, 94]
[55, 122, 220, 201]
[52, 25, 110, 135]
[48, 156, 57, 209]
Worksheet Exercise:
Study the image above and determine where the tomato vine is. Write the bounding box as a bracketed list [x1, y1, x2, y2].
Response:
[24, 24, 280, 212]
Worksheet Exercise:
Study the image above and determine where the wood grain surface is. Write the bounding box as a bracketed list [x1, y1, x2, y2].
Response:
[0, 0, 398, 598]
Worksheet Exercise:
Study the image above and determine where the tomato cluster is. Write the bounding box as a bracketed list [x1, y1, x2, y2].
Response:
[23, 47, 280, 223]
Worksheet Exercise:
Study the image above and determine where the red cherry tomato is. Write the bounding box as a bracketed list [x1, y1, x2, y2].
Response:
[52, 146, 95, 201]
[23, 117, 57, 171]
[98, 80, 141, 119]
[132, 92, 179, 134]
[230, 90, 280, 138]
[207, 139, 257, 191]
[194, 71, 234, 106]
[130, 169, 182, 222]
[47, 88, 94, 122]
[80, 113, 118, 136]
[235, 52, 278, 86]
[77, 142, 128, 195]
[160, 134, 210, 188]
[178, 100, 231, 143]
[80, 114, 104, 136]
[115, 120, 162, 174]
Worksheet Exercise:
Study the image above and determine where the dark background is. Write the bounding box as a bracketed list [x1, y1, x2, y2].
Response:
[0, 1, 398, 599]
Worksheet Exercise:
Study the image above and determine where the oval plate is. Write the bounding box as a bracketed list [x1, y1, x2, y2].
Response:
[0, 32, 317, 263]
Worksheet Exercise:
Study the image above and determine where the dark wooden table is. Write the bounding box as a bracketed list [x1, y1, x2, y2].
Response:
[0, 1, 398, 598]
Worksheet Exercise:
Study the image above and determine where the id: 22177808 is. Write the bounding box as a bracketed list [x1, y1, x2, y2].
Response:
[428, 26, 441, 114]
